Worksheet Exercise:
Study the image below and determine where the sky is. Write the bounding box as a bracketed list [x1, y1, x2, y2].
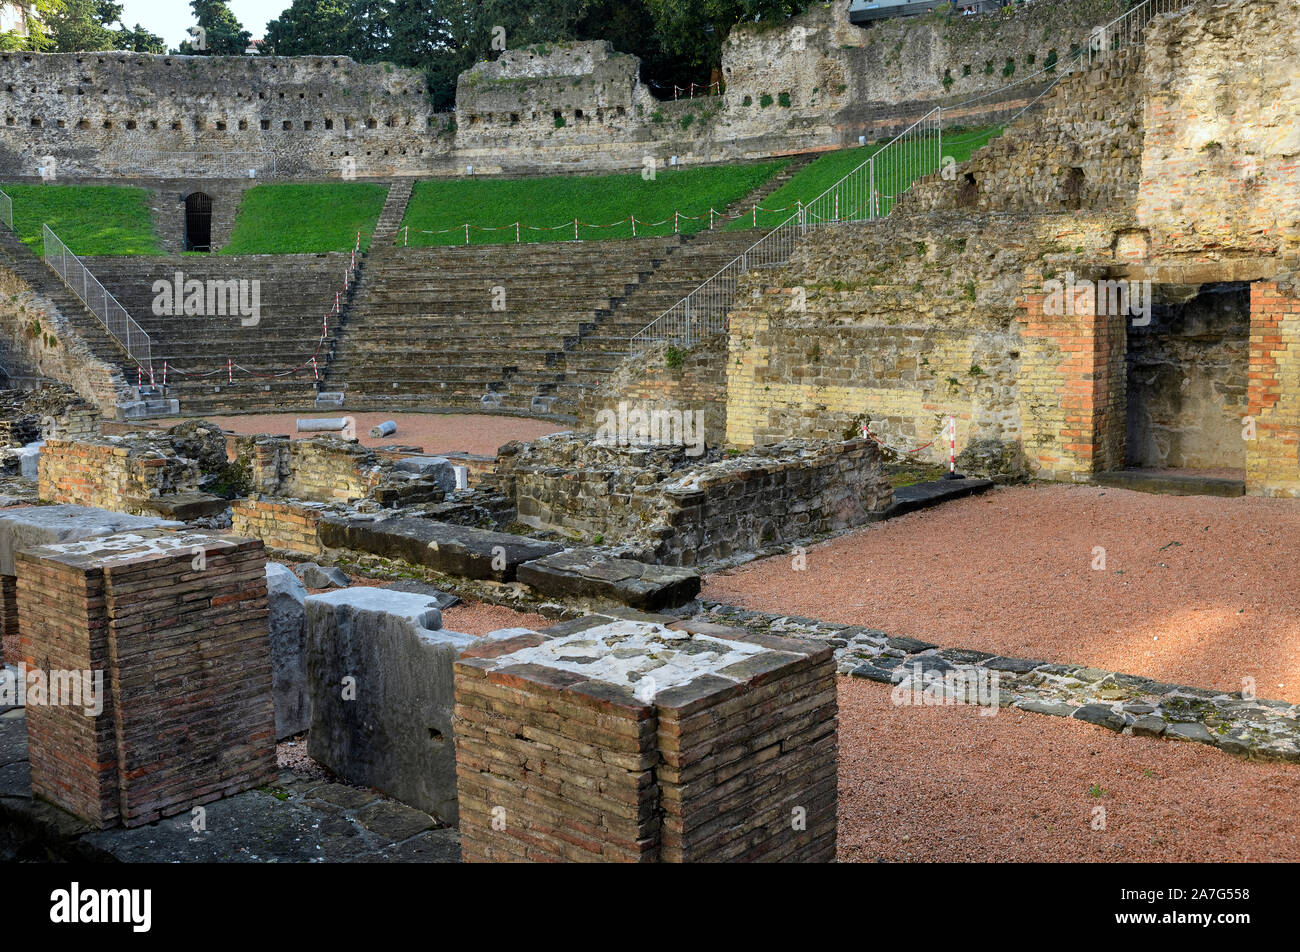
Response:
[118, 0, 282, 48]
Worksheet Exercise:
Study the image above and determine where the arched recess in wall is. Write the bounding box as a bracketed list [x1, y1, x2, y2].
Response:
[184, 192, 213, 252]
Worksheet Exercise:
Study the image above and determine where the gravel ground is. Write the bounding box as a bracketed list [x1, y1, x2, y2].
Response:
[705, 483, 1300, 703]
[157, 412, 565, 457]
[838, 676, 1300, 862]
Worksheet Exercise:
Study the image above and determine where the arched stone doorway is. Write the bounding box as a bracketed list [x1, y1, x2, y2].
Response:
[184, 192, 213, 252]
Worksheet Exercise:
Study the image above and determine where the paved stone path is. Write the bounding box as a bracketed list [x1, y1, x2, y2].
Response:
[697, 601, 1300, 764]
[0, 708, 460, 862]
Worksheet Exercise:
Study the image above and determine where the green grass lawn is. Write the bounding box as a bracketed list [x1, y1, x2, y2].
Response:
[401, 160, 789, 247]
[222, 183, 389, 255]
[728, 126, 1004, 231]
[0, 184, 161, 255]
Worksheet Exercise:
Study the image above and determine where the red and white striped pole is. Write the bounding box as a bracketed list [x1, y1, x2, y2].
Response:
[312, 357, 319, 381]
[227, 359, 233, 384]
[162, 362, 168, 387]
[943, 416, 965, 480]
[137, 367, 142, 388]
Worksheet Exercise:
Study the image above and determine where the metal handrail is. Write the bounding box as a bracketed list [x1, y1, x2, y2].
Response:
[0, 189, 11, 230]
[628, 0, 1201, 358]
[42, 225, 152, 371]
[630, 107, 942, 357]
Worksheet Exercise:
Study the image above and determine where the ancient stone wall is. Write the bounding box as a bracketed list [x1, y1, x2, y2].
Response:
[499, 433, 893, 565]
[0, 0, 1128, 180]
[0, 51, 452, 179]
[240, 435, 385, 503]
[1125, 283, 1249, 469]
[1139, 0, 1300, 259]
[38, 435, 200, 510]
[577, 334, 728, 450]
[725, 211, 1131, 480]
[909, 46, 1144, 216]
[0, 258, 128, 412]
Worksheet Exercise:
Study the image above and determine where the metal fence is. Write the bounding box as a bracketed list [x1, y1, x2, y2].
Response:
[628, 0, 1200, 358]
[43, 225, 152, 371]
[630, 108, 942, 357]
[0, 189, 11, 230]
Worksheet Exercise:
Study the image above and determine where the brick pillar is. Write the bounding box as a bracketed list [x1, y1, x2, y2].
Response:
[453, 618, 837, 863]
[1247, 280, 1300, 495]
[17, 530, 277, 828]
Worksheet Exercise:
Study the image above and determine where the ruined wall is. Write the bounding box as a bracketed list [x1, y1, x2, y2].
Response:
[725, 211, 1132, 480]
[577, 334, 728, 450]
[240, 435, 385, 503]
[0, 258, 128, 412]
[1139, 0, 1300, 259]
[909, 46, 1144, 216]
[0, 51, 452, 179]
[0, 0, 1128, 180]
[38, 435, 200, 510]
[231, 497, 329, 556]
[499, 434, 893, 565]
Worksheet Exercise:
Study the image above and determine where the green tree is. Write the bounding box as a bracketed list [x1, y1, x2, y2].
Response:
[179, 0, 252, 55]
[43, 0, 120, 52]
[347, 0, 393, 61]
[115, 23, 166, 53]
[644, 0, 808, 83]
[265, 0, 352, 56]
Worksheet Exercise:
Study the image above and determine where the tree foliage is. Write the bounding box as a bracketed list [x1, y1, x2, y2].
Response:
[179, 0, 252, 55]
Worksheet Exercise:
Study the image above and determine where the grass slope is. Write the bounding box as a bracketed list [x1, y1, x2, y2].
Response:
[0, 184, 161, 255]
[401, 160, 789, 247]
[728, 126, 1004, 231]
[222, 183, 388, 255]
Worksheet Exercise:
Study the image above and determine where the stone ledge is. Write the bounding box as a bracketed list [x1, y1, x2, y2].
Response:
[698, 601, 1300, 763]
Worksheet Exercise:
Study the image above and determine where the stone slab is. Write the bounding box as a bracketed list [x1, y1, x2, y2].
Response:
[516, 547, 701, 610]
[0, 504, 180, 576]
[306, 587, 477, 823]
[318, 515, 562, 581]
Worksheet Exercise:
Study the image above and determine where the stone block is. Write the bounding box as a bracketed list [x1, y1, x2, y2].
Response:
[266, 562, 309, 740]
[516, 548, 701, 610]
[318, 515, 562, 581]
[306, 587, 477, 824]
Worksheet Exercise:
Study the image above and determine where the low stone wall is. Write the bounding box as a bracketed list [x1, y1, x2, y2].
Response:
[231, 497, 329, 557]
[15, 529, 276, 828]
[498, 433, 893, 565]
[240, 435, 384, 503]
[38, 436, 200, 511]
[453, 615, 837, 862]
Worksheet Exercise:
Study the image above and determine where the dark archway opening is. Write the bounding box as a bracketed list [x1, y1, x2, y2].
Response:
[957, 172, 978, 209]
[184, 192, 213, 252]
[1061, 167, 1085, 211]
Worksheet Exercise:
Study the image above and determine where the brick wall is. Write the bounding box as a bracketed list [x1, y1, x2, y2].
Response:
[1246, 279, 1300, 496]
[453, 617, 837, 863]
[17, 530, 276, 828]
[38, 437, 200, 511]
[231, 497, 327, 556]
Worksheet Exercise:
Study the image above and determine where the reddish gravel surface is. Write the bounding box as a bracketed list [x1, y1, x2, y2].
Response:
[705, 484, 1300, 703]
[441, 601, 553, 637]
[161, 412, 565, 457]
[838, 677, 1300, 862]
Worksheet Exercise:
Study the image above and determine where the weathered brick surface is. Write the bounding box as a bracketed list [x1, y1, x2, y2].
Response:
[231, 497, 327, 556]
[453, 617, 837, 862]
[16, 530, 277, 829]
[38, 437, 200, 511]
[1247, 280, 1300, 496]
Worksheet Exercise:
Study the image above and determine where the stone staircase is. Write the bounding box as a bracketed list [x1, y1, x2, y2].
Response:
[83, 254, 351, 414]
[0, 226, 132, 393]
[716, 152, 818, 225]
[373, 178, 414, 246]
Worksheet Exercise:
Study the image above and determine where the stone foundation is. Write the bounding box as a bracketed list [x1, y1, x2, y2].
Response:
[231, 497, 329, 557]
[38, 435, 200, 511]
[498, 433, 892, 565]
[15, 530, 276, 828]
[453, 616, 837, 862]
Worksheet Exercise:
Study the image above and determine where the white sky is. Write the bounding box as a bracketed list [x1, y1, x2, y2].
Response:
[117, 0, 281, 48]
